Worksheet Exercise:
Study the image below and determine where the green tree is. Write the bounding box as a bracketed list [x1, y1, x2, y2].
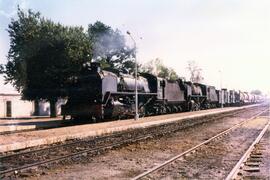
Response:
[141, 58, 179, 80]
[1, 8, 92, 117]
[88, 21, 135, 74]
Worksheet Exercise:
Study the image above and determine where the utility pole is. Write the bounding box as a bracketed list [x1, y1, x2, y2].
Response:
[219, 70, 223, 108]
[127, 31, 139, 120]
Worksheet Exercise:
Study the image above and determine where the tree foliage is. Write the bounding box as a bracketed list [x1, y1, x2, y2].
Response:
[1, 8, 92, 116]
[88, 21, 135, 74]
[141, 58, 179, 80]
[186, 60, 204, 83]
[0, 9, 138, 116]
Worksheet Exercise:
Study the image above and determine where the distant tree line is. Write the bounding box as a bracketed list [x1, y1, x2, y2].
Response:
[250, 90, 262, 95]
[186, 60, 204, 83]
[140, 58, 179, 81]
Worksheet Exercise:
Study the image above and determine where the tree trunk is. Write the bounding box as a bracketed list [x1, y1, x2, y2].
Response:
[49, 99, 57, 117]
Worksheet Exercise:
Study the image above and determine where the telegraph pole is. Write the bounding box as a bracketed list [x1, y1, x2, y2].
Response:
[219, 70, 223, 108]
[127, 31, 139, 120]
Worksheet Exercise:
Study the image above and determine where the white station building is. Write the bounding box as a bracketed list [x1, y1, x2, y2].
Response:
[0, 78, 64, 118]
[0, 93, 34, 118]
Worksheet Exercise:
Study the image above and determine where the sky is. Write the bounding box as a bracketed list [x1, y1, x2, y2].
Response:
[0, 0, 270, 94]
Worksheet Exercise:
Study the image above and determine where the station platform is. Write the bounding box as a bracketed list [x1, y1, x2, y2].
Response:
[0, 104, 260, 153]
[0, 117, 63, 134]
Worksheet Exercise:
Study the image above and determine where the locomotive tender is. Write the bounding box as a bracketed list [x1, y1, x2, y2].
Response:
[61, 63, 262, 121]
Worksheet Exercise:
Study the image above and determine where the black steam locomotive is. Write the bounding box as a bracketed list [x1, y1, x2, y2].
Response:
[61, 63, 262, 121]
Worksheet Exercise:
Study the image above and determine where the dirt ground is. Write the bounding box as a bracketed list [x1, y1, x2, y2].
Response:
[21, 106, 268, 180]
[147, 117, 268, 179]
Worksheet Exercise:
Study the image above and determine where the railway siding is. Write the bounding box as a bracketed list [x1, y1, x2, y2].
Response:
[0, 104, 261, 153]
[10, 104, 266, 179]
[0, 104, 260, 153]
[0, 117, 63, 134]
[139, 116, 269, 179]
[227, 118, 270, 179]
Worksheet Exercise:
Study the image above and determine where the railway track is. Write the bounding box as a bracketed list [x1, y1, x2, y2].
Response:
[0, 129, 144, 176]
[0, 128, 53, 136]
[0, 120, 85, 136]
[0, 106, 267, 179]
[132, 108, 269, 180]
[0, 105, 262, 136]
[226, 110, 270, 179]
[0, 111, 237, 136]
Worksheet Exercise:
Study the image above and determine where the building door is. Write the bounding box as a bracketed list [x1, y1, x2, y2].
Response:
[34, 100, 39, 116]
[6, 101, 12, 117]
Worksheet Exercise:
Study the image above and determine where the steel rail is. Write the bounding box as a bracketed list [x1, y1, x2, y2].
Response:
[2, 110, 229, 175]
[0, 119, 75, 136]
[132, 109, 268, 180]
[225, 109, 270, 179]
[0, 129, 127, 160]
[0, 107, 245, 160]
[0, 106, 266, 177]
[0, 135, 152, 176]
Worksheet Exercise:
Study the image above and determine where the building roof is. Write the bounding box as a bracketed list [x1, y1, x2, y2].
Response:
[0, 93, 20, 96]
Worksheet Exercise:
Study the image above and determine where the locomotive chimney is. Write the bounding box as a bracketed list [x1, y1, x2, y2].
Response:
[91, 62, 101, 72]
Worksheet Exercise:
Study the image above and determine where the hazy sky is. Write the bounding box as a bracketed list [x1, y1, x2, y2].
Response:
[0, 0, 270, 94]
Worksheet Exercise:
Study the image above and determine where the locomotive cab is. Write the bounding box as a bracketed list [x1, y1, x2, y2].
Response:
[62, 63, 118, 120]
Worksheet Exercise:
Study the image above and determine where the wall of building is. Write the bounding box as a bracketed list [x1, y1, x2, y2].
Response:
[0, 93, 66, 118]
[0, 94, 34, 118]
[37, 99, 66, 116]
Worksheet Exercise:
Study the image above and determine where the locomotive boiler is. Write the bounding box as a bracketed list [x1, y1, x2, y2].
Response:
[62, 63, 156, 120]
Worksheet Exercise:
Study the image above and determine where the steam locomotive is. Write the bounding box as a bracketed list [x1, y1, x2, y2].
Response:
[61, 63, 263, 121]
